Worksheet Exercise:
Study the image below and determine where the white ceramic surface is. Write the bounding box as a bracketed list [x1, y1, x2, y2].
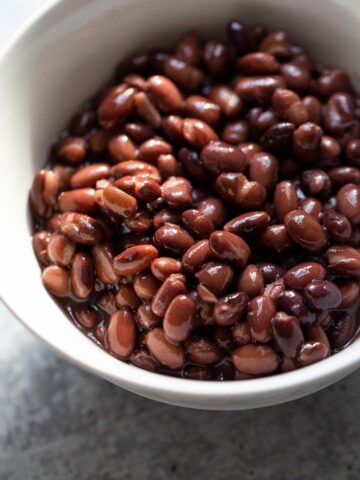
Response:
[0, 0, 359, 410]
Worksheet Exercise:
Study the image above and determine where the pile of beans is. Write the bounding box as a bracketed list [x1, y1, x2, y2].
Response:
[30, 21, 360, 381]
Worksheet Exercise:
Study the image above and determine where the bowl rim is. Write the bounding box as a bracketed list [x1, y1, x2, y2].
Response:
[0, 0, 359, 404]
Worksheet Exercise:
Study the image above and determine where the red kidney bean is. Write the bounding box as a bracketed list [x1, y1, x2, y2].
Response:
[337, 280, 360, 308]
[138, 138, 172, 164]
[133, 177, 161, 202]
[115, 285, 141, 310]
[232, 322, 252, 345]
[56, 137, 87, 164]
[300, 169, 331, 198]
[323, 92, 355, 135]
[70, 108, 96, 136]
[248, 152, 278, 189]
[146, 328, 185, 369]
[197, 197, 226, 227]
[154, 224, 195, 255]
[258, 263, 285, 284]
[281, 63, 310, 92]
[106, 308, 136, 358]
[346, 139, 360, 165]
[259, 30, 290, 58]
[293, 122, 323, 164]
[98, 291, 117, 315]
[108, 134, 137, 162]
[60, 212, 103, 245]
[316, 69, 352, 97]
[151, 273, 186, 316]
[248, 107, 278, 131]
[150, 257, 181, 281]
[224, 211, 270, 236]
[124, 211, 152, 234]
[157, 154, 181, 180]
[185, 337, 223, 364]
[101, 186, 137, 218]
[183, 95, 221, 126]
[222, 119, 249, 144]
[297, 341, 329, 366]
[176, 32, 201, 66]
[33, 230, 51, 265]
[133, 91, 162, 128]
[70, 163, 110, 189]
[74, 305, 100, 329]
[200, 141, 246, 175]
[304, 280, 342, 310]
[302, 96, 322, 123]
[328, 313, 356, 349]
[52, 164, 74, 189]
[214, 292, 248, 326]
[195, 262, 233, 296]
[209, 231, 250, 268]
[235, 76, 286, 103]
[133, 271, 161, 301]
[237, 264, 264, 299]
[183, 365, 213, 380]
[203, 41, 231, 77]
[71, 253, 94, 299]
[182, 118, 219, 148]
[124, 122, 155, 143]
[161, 176, 193, 209]
[232, 344, 279, 375]
[262, 225, 291, 251]
[136, 304, 161, 330]
[131, 348, 158, 371]
[323, 210, 352, 242]
[91, 243, 119, 284]
[58, 188, 97, 214]
[181, 239, 213, 273]
[300, 198, 322, 218]
[46, 213, 62, 232]
[42, 265, 70, 297]
[272, 312, 304, 358]
[325, 245, 360, 276]
[164, 57, 204, 90]
[328, 166, 360, 186]
[47, 232, 75, 266]
[263, 279, 286, 303]
[146, 75, 183, 112]
[284, 262, 326, 290]
[88, 129, 112, 153]
[319, 135, 341, 165]
[153, 208, 181, 229]
[272, 88, 308, 126]
[98, 85, 135, 129]
[277, 290, 316, 326]
[197, 283, 218, 303]
[273, 181, 299, 221]
[209, 86, 243, 117]
[213, 326, 234, 352]
[238, 52, 280, 74]
[284, 210, 327, 251]
[113, 245, 158, 276]
[163, 294, 195, 342]
[227, 20, 250, 53]
[181, 209, 215, 239]
[30, 170, 60, 216]
[260, 121, 295, 152]
[247, 296, 276, 342]
[336, 184, 360, 225]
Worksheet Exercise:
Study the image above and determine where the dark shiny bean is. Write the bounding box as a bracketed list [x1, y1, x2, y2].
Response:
[181, 239, 213, 274]
[284, 262, 326, 290]
[224, 211, 270, 235]
[297, 341, 329, 366]
[232, 344, 279, 375]
[272, 312, 304, 358]
[262, 225, 291, 251]
[323, 210, 352, 242]
[146, 75, 183, 112]
[214, 292, 248, 326]
[60, 212, 103, 245]
[237, 264, 264, 299]
[249, 152, 278, 189]
[300, 169, 331, 198]
[164, 57, 204, 90]
[247, 296, 276, 342]
[274, 181, 299, 221]
[261, 122, 295, 152]
[277, 290, 316, 326]
[337, 280, 360, 308]
[42, 265, 70, 297]
[181, 209, 215, 239]
[235, 76, 286, 103]
[259, 31, 290, 58]
[328, 313, 356, 349]
[209, 86, 243, 117]
[324, 92, 354, 135]
[336, 184, 360, 225]
[98, 86, 135, 130]
[47, 232, 75, 266]
[284, 210, 327, 251]
[185, 337, 223, 364]
[136, 304, 161, 331]
[197, 197, 226, 227]
[326, 245, 360, 276]
[106, 308, 136, 358]
[272, 88, 308, 126]
[161, 176, 193, 209]
[209, 231, 250, 268]
[201, 141, 247, 175]
[146, 328, 185, 369]
[195, 262, 233, 296]
[151, 274, 187, 317]
[164, 294, 195, 342]
[113, 245, 158, 276]
[328, 166, 360, 186]
[154, 224, 195, 255]
[304, 280, 342, 310]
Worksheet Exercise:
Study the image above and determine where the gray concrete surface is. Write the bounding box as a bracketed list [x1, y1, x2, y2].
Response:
[0, 303, 359, 480]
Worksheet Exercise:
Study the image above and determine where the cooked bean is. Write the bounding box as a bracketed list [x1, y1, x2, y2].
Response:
[71, 253, 94, 299]
[337, 280, 360, 308]
[33, 231, 51, 265]
[232, 344, 279, 375]
[161, 176, 193, 209]
[91, 243, 119, 284]
[181, 209, 215, 239]
[131, 348, 159, 371]
[336, 184, 360, 225]
[283, 262, 326, 290]
[56, 137, 87, 164]
[74, 305, 100, 329]
[284, 210, 327, 251]
[328, 313, 356, 349]
[249, 152, 278, 189]
[277, 290, 316, 325]
[47, 232, 76, 266]
[300, 198, 322, 218]
[323, 210, 352, 242]
[297, 341, 329, 366]
[133, 271, 161, 301]
[181, 239, 213, 273]
[272, 88, 308, 125]
[209, 86, 242, 117]
[182, 118, 219, 148]
[146, 328, 185, 369]
[42, 265, 70, 297]
[164, 57, 204, 90]
[176, 32, 201, 66]
[115, 285, 141, 310]
[224, 211, 270, 235]
[304, 280, 342, 310]
[58, 188, 97, 214]
[71, 163, 111, 189]
[113, 245, 158, 276]
[214, 292, 248, 326]
[262, 224, 291, 251]
[106, 308, 136, 358]
[235, 75, 286, 103]
[325, 245, 360, 276]
[237, 264, 264, 298]
[108, 134, 137, 162]
[272, 312, 304, 357]
[195, 262, 233, 296]
[164, 295, 195, 342]
[151, 273, 186, 316]
[60, 212, 103, 245]
[197, 197, 226, 227]
[186, 337, 222, 364]
[134, 91, 162, 128]
[98, 86, 135, 129]
[247, 296, 276, 342]
[209, 230, 250, 268]
[238, 52, 280, 74]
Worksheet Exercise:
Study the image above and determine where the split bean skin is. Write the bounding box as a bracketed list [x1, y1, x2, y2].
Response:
[31, 21, 360, 381]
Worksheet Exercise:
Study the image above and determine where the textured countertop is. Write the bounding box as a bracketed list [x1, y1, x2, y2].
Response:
[0, 3, 359, 479]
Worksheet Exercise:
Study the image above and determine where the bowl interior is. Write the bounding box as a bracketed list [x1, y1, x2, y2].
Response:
[0, 0, 359, 409]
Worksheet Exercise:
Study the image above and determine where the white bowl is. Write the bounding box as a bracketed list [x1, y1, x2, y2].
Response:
[1, 0, 359, 410]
